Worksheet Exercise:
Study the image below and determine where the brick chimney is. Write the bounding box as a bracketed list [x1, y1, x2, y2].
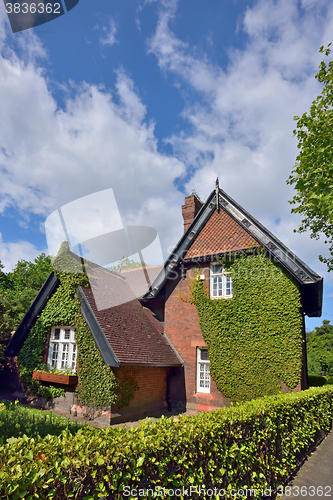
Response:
[182, 194, 203, 233]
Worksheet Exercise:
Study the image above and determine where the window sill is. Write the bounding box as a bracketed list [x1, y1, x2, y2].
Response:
[32, 371, 78, 385]
[210, 296, 233, 300]
[195, 392, 213, 398]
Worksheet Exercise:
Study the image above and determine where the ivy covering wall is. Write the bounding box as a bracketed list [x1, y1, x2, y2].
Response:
[17, 258, 121, 409]
[190, 251, 303, 403]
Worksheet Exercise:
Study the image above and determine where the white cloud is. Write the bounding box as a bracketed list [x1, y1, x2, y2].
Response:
[96, 16, 118, 46]
[0, 5, 185, 259]
[147, 0, 333, 276]
[0, 233, 45, 272]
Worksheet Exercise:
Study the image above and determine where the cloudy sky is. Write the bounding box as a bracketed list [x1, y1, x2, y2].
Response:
[0, 0, 332, 330]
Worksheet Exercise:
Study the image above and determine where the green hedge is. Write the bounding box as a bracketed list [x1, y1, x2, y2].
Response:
[0, 387, 332, 499]
[308, 375, 327, 387]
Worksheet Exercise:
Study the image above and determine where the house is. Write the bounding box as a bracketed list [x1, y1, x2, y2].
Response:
[5, 180, 323, 421]
[140, 180, 323, 412]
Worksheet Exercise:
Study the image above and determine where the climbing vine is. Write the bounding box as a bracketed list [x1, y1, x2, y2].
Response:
[17, 247, 138, 410]
[75, 313, 119, 412]
[190, 251, 303, 403]
[17, 271, 89, 400]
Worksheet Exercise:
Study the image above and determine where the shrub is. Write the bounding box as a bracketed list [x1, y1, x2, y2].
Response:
[0, 386, 332, 499]
[308, 375, 327, 387]
[327, 377, 333, 384]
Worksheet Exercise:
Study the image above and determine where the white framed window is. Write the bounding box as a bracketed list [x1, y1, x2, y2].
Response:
[210, 263, 233, 299]
[196, 347, 210, 393]
[47, 326, 77, 372]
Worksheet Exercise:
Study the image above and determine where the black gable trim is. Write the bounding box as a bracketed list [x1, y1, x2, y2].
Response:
[77, 286, 120, 367]
[4, 272, 61, 357]
[143, 188, 323, 317]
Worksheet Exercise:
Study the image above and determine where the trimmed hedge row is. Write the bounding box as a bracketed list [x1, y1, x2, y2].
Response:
[0, 386, 332, 499]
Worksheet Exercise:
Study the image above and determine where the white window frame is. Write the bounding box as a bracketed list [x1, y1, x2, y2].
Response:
[210, 263, 233, 299]
[196, 347, 210, 393]
[47, 326, 77, 372]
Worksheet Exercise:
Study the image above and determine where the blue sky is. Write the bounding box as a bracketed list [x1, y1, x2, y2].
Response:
[0, 0, 333, 331]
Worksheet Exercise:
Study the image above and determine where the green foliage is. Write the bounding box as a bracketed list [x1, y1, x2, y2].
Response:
[307, 320, 333, 376]
[287, 44, 333, 270]
[0, 387, 331, 499]
[34, 363, 76, 376]
[0, 254, 52, 371]
[114, 369, 139, 410]
[75, 313, 119, 412]
[0, 399, 84, 442]
[327, 377, 333, 384]
[107, 256, 147, 274]
[190, 252, 303, 403]
[0, 254, 52, 332]
[307, 350, 322, 376]
[308, 375, 327, 387]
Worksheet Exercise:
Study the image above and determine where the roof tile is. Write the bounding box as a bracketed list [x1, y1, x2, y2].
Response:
[80, 286, 180, 366]
[185, 208, 260, 258]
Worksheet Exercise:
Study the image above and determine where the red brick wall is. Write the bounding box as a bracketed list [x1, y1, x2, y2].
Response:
[113, 366, 167, 409]
[165, 266, 229, 411]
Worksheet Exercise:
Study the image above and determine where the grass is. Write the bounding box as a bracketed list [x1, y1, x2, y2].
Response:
[0, 399, 85, 442]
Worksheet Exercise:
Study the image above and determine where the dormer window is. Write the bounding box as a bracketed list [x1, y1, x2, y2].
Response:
[210, 263, 233, 299]
[47, 326, 77, 371]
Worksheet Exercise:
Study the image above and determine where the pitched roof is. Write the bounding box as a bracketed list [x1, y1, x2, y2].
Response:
[143, 187, 323, 317]
[185, 208, 259, 258]
[79, 286, 180, 366]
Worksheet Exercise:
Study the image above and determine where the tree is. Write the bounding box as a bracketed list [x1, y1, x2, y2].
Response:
[0, 254, 52, 338]
[287, 44, 333, 270]
[307, 319, 333, 376]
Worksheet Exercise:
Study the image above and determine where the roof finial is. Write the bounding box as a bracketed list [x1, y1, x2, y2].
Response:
[215, 177, 220, 212]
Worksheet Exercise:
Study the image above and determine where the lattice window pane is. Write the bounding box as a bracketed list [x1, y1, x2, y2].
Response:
[199, 364, 205, 388]
[212, 264, 223, 274]
[225, 276, 233, 296]
[61, 344, 69, 368]
[50, 343, 58, 366]
[199, 364, 210, 388]
[54, 328, 60, 340]
[72, 344, 77, 370]
[200, 349, 209, 361]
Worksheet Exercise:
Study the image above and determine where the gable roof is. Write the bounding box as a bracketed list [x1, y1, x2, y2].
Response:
[185, 207, 260, 258]
[79, 286, 180, 366]
[5, 258, 181, 366]
[142, 187, 323, 317]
